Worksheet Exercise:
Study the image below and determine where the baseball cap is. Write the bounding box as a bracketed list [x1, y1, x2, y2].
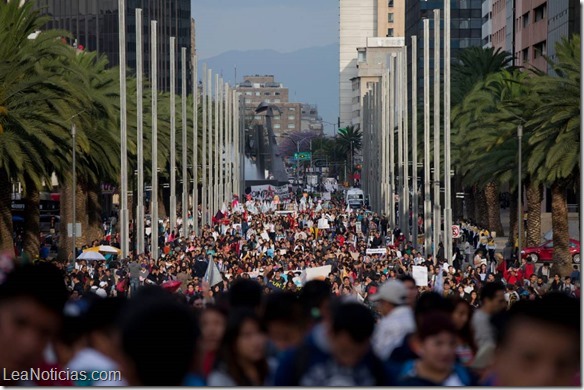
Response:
[369, 280, 407, 305]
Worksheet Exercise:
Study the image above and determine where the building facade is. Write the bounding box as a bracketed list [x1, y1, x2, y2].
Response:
[235, 76, 302, 144]
[377, 0, 406, 38]
[352, 37, 405, 128]
[35, 0, 192, 93]
[405, 0, 483, 107]
[300, 104, 324, 135]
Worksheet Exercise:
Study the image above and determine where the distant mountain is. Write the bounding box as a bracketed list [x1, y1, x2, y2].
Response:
[198, 43, 339, 135]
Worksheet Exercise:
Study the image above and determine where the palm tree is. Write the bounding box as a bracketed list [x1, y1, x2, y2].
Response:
[0, 0, 74, 256]
[527, 35, 580, 275]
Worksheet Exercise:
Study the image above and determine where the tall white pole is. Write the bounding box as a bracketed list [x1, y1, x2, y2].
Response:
[218, 78, 224, 208]
[412, 35, 418, 252]
[192, 55, 199, 235]
[389, 54, 396, 229]
[381, 71, 387, 218]
[214, 74, 220, 217]
[118, 0, 129, 258]
[71, 123, 76, 265]
[201, 64, 207, 227]
[181, 47, 188, 238]
[207, 68, 213, 222]
[169, 37, 177, 234]
[234, 92, 241, 197]
[423, 19, 432, 257]
[151, 20, 158, 260]
[397, 52, 404, 236]
[433, 9, 441, 260]
[135, 8, 144, 255]
[225, 83, 232, 203]
[403, 46, 410, 243]
[444, 0, 453, 264]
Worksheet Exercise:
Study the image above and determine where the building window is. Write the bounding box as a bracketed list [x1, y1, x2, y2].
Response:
[274, 99, 281, 103]
[522, 48, 529, 63]
[275, 92, 280, 95]
[264, 92, 271, 96]
[274, 124, 281, 129]
[254, 115, 262, 120]
[522, 12, 529, 28]
[287, 115, 295, 120]
[245, 91, 252, 96]
[274, 115, 281, 120]
[387, 28, 394, 37]
[534, 4, 546, 22]
[255, 92, 261, 96]
[358, 50, 366, 63]
[388, 0, 393, 7]
[287, 124, 295, 129]
[533, 41, 546, 58]
[289, 107, 296, 111]
[245, 99, 251, 104]
[388, 13, 394, 23]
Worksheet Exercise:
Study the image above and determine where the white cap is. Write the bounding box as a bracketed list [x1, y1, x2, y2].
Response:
[369, 280, 407, 306]
[95, 288, 107, 298]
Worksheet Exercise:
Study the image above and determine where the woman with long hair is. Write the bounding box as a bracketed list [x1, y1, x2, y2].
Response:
[208, 309, 270, 386]
[199, 305, 228, 378]
[450, 298, 478, 367]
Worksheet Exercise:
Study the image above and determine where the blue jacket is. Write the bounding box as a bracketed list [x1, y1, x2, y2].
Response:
[396, 359, 476, 386]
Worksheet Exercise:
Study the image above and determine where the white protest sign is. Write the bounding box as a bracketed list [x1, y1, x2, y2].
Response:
[412, 266, 429, 287]
[366, 248, 386, 255]
[304, 265, 332, 282]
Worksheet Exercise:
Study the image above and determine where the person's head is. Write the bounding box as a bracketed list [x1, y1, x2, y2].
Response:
[217, 309, 268, 385]
[414, 292, 454, 328]
[0, 262, 68, 374]
[398, 275, 418, 308]
[413, 312, 458, 374]
[451, 298, 472, 331]
[228, 279, 263, 313]
[479, 282, 506, 315]
[491, 293, 580, 386]
[118, 287, 199, 386]
[262, 292, 307, 352]
[369, 280, 408, 317]
[189, 294, 204, 310]
[328, 302, 375, 367]
[299, 280, 333, 325]
[84, 297, 126, 360]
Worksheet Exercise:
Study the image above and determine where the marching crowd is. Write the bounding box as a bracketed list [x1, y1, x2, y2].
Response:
[0, 194, 580, 386]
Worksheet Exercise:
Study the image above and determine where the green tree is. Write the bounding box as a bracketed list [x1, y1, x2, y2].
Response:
[527, 35, 580, 275]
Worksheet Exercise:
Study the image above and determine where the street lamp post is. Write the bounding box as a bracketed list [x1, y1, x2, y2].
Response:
[71, 122, 76, 266]
[517, 124, 523, 263]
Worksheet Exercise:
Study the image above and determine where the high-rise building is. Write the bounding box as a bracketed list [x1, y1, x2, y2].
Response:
[377, 0, 406, 38]
[339, 0, 377, 129]
[482, 0, 493, 47]
[35, 0, 192, 93]
[486, 0, 579, 73]
[405, 0, 483, 107]
[235, 75, 302, 144]
[300, 104, 324, 135]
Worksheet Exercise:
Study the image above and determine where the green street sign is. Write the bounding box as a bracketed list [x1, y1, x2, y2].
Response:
[294, 152, 312, 161]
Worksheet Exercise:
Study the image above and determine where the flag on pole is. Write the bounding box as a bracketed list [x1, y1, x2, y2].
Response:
[204, 257, 223, 287]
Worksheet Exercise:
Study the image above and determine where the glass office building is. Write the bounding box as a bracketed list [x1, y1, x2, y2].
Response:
[36, 0, 192, 93]
[405, 0, 483, 107]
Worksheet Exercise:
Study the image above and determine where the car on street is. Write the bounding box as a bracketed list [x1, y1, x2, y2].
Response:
[521, 239, 580, 264]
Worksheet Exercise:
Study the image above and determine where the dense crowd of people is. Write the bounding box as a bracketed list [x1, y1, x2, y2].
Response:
[0, 195, 580, 386]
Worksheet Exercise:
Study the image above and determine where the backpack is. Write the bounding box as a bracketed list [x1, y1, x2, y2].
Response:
[116, 277, 128, 293]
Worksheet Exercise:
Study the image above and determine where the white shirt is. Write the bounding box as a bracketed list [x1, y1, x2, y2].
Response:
[372, 306, 416, 360]
[67, 348, 127, 386]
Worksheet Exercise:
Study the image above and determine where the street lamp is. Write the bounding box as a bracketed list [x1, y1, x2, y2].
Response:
[281, 133, 313, 187]
[517, 124, 523, 262]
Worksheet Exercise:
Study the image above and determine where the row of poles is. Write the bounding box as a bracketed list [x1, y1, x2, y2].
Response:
[118, 0, 241, 259]
[361, 3, 452, 262]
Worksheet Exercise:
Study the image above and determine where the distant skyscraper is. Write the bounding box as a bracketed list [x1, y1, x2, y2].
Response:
[405, 0, 482, 107]
[35, 0, 192, 93]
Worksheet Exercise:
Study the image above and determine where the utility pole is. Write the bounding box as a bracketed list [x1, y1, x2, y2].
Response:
[423, 19, 432, 257]
[181, 47, 188, 238]
[118, 0, 128, 259]
[397, 51, 404, 236]
[151, 20, 158, 260]
[444, 0, 453, 264]
[412, 35, 418, 252]
[192, 54, 198, 235]
[169, 37, 176, 233]
[403, 46, 410, 243]
[214, 74, 220, 216]
[135, 8, 144, 255]
[433, 9, 441, 260]
[219, 79, 224, 208]
[517, 125, 523, 268]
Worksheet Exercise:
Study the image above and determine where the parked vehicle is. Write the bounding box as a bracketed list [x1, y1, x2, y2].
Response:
[345, 188, 364, 209]
[521, 239, 580, 264]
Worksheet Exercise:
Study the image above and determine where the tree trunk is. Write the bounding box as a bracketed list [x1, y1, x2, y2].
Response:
[86, 181, 103, 246]
[158, 187, 167, 218]
[509, 190, 518, 245]
[58, 181, 73, 261]
[0, 170, 14, 255]
[475, 186, 489, 227]
[485, 182, 504, 236]
[76, 183, 88, 248]
[465, 186, 476, 222]
[22, 181, 40, 260]
[526, 180, 543, 247]
[550, 181, 571, 276]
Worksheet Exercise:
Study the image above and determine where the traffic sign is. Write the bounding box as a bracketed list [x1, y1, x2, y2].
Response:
[452, 225, 461, 239]
[294, 152, 312, 161]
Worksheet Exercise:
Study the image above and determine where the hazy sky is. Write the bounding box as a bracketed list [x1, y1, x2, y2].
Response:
[191, 0, 338, 60]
